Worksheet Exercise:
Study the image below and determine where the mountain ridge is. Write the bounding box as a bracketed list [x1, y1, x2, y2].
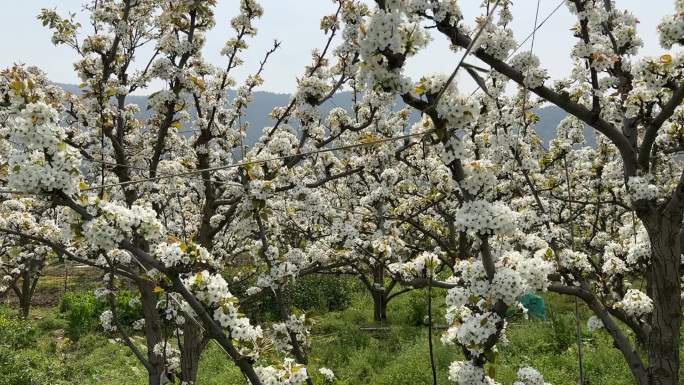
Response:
[56, 83, 590, 146]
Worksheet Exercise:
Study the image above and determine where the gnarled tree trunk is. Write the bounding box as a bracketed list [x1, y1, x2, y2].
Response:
[643, 211, 682, 385]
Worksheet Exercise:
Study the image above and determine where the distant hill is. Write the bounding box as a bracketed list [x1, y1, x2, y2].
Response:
[57, 84, 590, 146]
[534, 105, 597, 147]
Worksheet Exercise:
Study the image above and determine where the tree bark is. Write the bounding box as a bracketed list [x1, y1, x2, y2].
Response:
[16, 267, 37, 319]
[372, 264, 388, 322]
[180, 321, 207, 385]
[371, 291, 388, 322]
[643, 213, 682, 385]
[139, 281, 165, 385]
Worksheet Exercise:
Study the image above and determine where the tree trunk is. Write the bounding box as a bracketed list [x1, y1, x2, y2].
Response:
[643, 214, 682, 385]
[140, 281, 165, 385]
[147, 370, 162, 385]
[371, 292, 388, 322]
[19, 269, 31, 319]
[180, 321, 207, 385]
[372, 265, 388, 322]
[18, 293, 30, 319]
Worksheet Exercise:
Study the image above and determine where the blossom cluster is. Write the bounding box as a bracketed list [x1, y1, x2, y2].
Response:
[510, 52, 548, 89]
[153, 241, 216, 269]
[626, 176, 659, 202]
[254, 358, 308, 385]
[453, 200, 516, 236]
[513, 367, 550, 385]
[100, 310, 116, 332]
[152, 342, 181, 373]
[460, 160, 498, 196]
[448, 361, 494, 385]
[389, 251, 441, 278]
[616, 289, 654, 319]
[82, 202, 164, 251]
[318, 367, 335, 382]
[183, 271, 263, 355]
[271, 314, 310, 355]
[658, 0, 684, 48]
[0, 67, 82, 196]
[559, 249, 593, 275]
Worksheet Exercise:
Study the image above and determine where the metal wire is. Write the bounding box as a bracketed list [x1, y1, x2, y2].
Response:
[80, 131, 432, 192]
[468, 0, 566, 97]
[428, 0, 502, 110]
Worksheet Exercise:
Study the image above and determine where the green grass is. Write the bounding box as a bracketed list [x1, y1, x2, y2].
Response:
[0, 305, 148, 385]
[0, 283, 667, 385]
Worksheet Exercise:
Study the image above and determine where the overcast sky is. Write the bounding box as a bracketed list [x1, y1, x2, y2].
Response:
[0, 1, 675, 94]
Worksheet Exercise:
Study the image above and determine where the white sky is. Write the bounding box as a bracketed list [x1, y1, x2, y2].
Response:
[0, 1, 675, 94]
